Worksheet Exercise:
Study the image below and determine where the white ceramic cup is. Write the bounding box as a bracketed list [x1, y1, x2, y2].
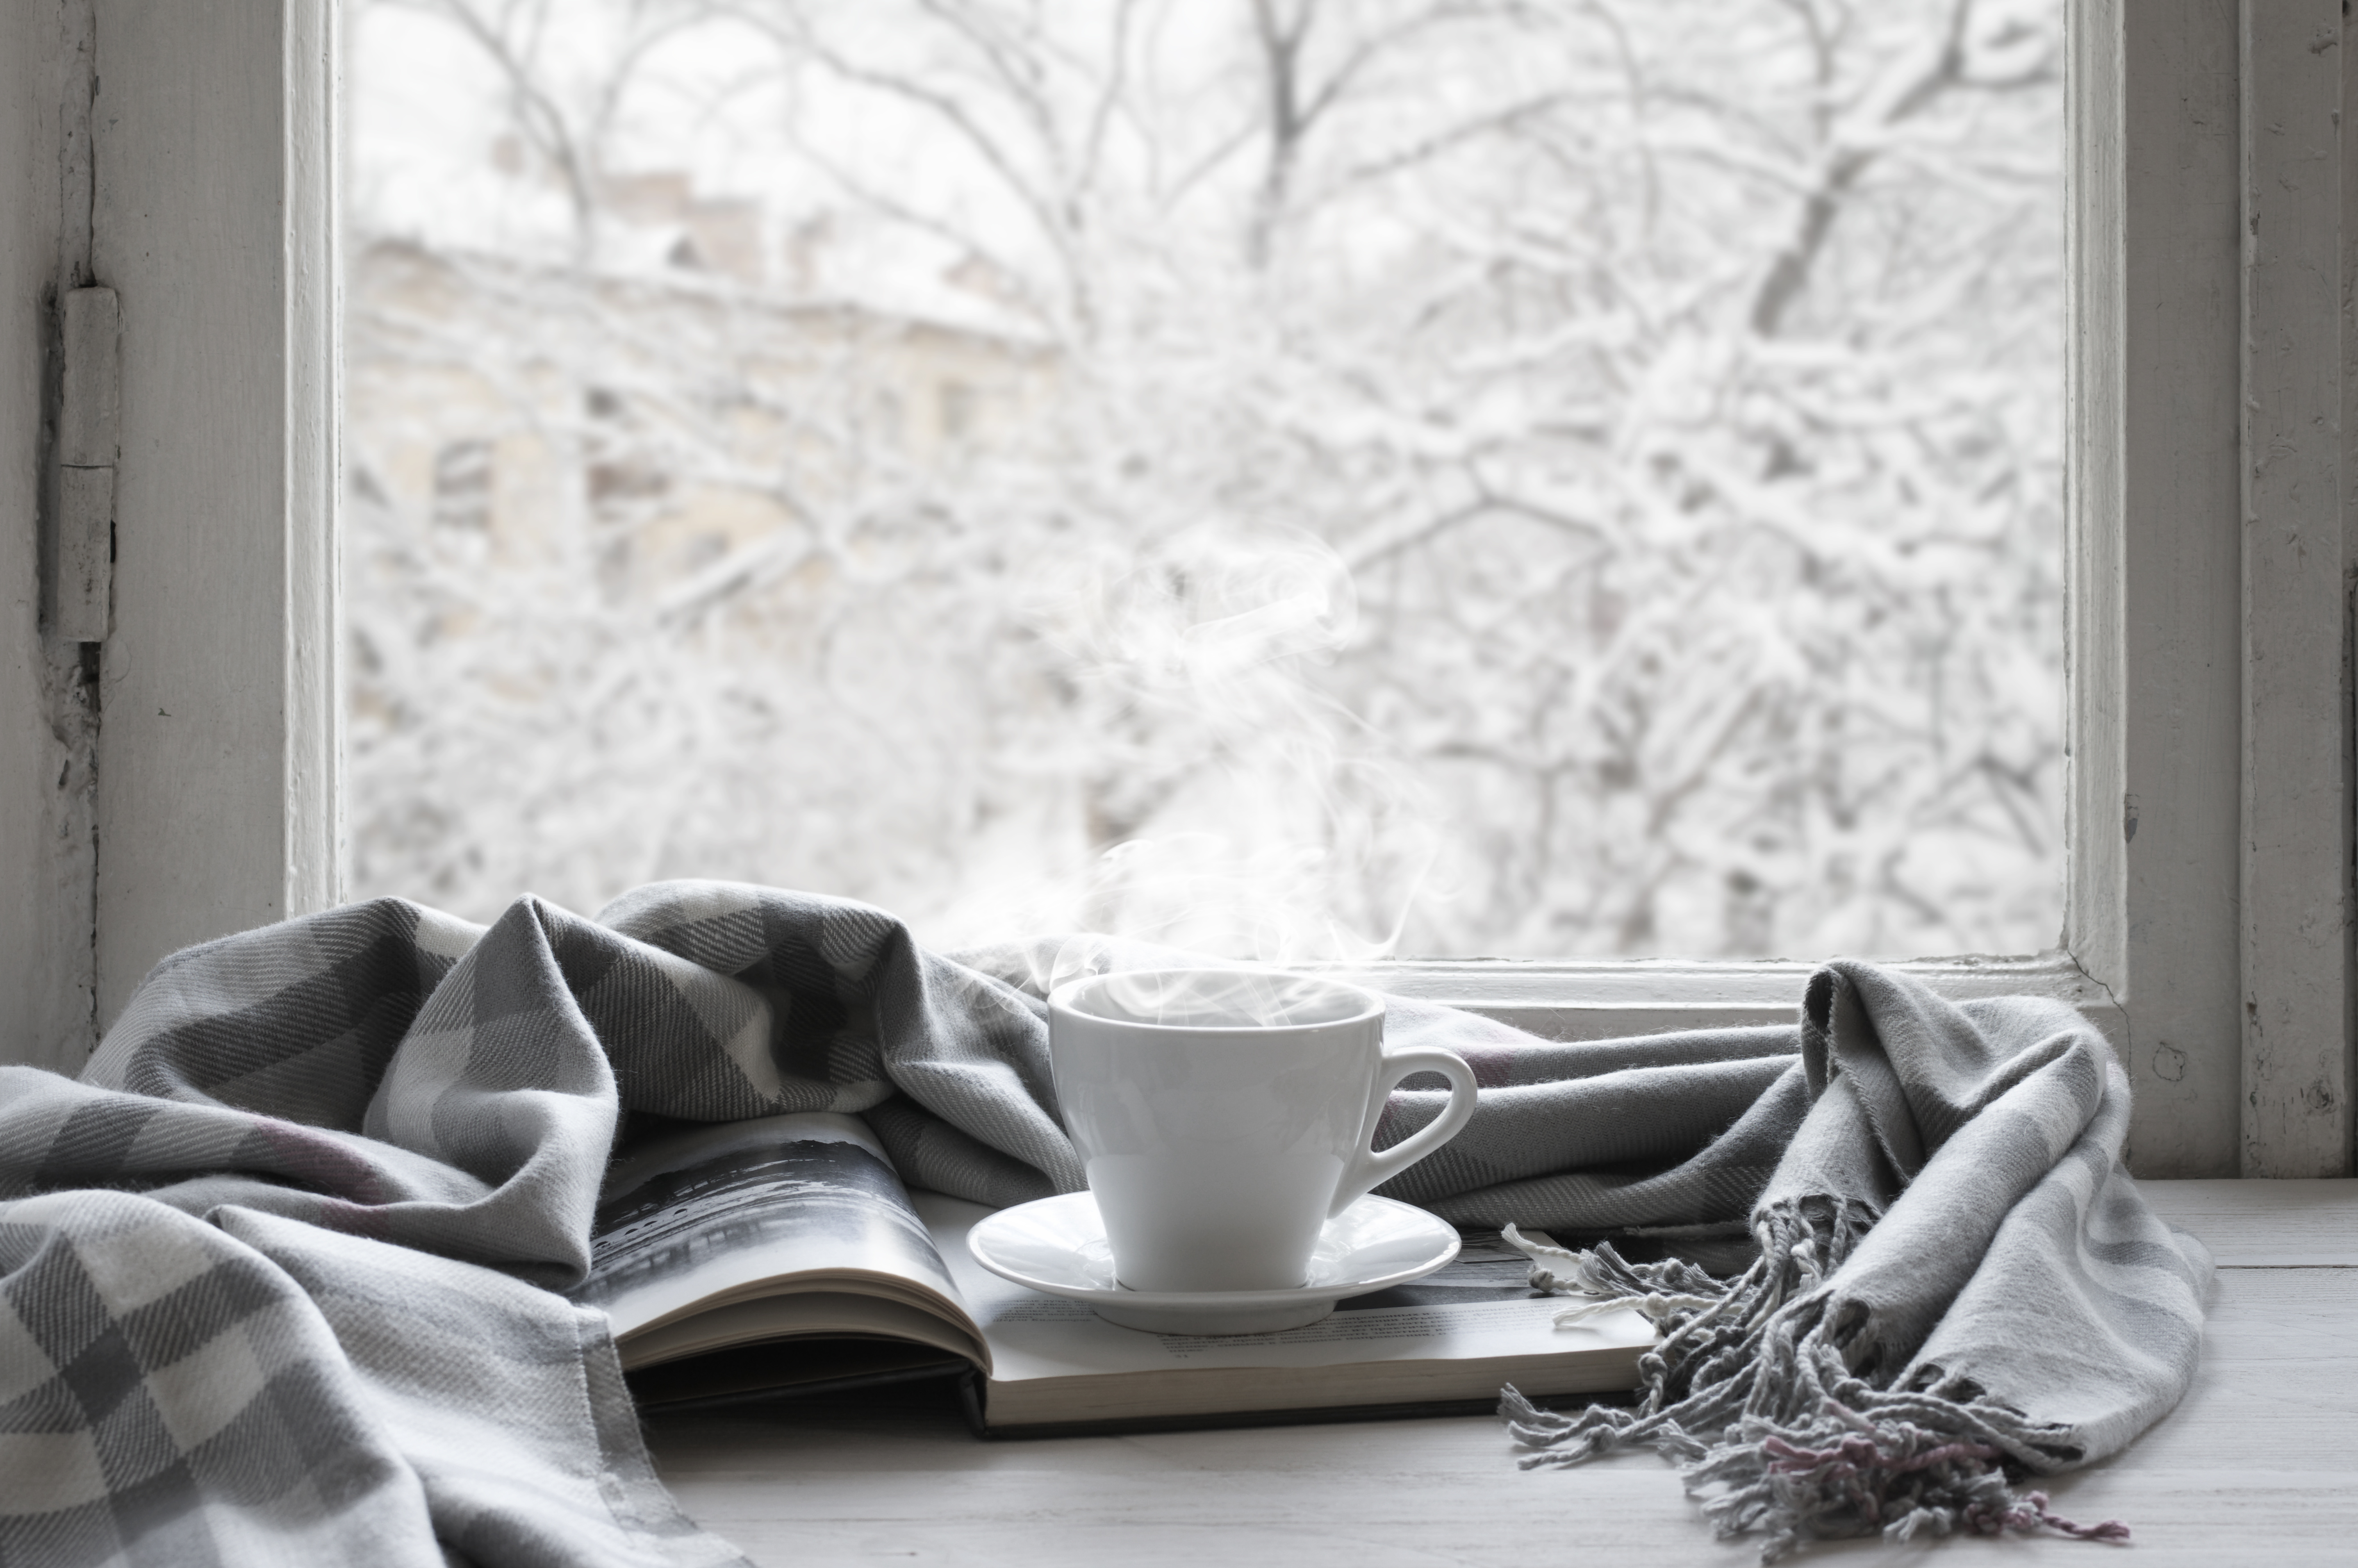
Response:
[1047, 968, 1480, 1293]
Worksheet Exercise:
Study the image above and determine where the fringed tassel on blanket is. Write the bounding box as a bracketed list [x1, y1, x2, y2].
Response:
[1498, 1206, 2129, 1562]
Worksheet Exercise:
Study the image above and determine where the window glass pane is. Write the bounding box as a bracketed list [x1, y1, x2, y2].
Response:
[344, 0, 2063, 962]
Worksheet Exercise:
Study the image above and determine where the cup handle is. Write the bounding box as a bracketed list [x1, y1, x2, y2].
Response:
[1330, 1045, 1480, 1219]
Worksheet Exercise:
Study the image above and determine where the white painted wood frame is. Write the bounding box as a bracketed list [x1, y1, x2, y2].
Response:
[1377, 0, 2358, 1183]
[83, 0, 342, 1029]
[3, 1, 2342, 1181]
[2078, 0, 2248, 1178]
[1372, 0, 2279, 1181]
[2235, 1, 2355, 1177]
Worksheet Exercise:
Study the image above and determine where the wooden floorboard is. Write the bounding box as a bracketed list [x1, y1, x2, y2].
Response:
[647, 1179, 2358, 1565]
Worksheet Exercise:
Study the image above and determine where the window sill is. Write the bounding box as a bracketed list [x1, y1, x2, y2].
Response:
[1334, 951, 2122, 1049]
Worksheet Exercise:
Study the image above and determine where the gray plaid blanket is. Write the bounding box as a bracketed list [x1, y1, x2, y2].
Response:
[0, 883, 2210, 1564]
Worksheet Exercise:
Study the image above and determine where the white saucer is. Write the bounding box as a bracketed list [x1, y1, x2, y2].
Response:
[965, 1192, 1461, 1335]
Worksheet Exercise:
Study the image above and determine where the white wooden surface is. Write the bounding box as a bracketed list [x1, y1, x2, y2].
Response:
[2237, 0, 2355, 1178]
[647, 1179, 2358, 1566]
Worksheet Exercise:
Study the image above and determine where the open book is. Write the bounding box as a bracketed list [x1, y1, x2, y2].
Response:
[574, 1112, 1655, 1435]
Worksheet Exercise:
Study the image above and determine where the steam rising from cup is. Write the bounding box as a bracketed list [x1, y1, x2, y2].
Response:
[926, 520, 1448, 967]
[1076, 967, 1374, 1030]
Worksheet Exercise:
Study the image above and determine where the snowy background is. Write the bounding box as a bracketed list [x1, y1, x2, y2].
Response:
[342, 0, 2064, 962]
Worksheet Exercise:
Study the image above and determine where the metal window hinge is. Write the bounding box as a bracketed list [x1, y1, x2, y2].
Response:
[55, 286, 118, 642]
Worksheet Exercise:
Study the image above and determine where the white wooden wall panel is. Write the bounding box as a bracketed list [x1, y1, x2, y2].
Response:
[87, 0, 339, 1028]
[2238, 0, 2354, 1177]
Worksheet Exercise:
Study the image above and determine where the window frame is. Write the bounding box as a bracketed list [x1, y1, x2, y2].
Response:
[1366, 0, 2350, 1184]
[79, 0, 343, 1026]
[23, 0, 2350, 1179]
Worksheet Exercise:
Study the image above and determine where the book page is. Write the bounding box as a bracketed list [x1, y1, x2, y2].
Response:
[617, 1291, 984, 1370]
[580, 1113, 972, 1349]
[913, 1192, 1653, 1386]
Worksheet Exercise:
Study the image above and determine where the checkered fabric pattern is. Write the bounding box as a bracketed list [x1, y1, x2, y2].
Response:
[0, 882, 2210, 1563]
[1494, 963, 2214, 1555]
[0, 1190, 731, 1568]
